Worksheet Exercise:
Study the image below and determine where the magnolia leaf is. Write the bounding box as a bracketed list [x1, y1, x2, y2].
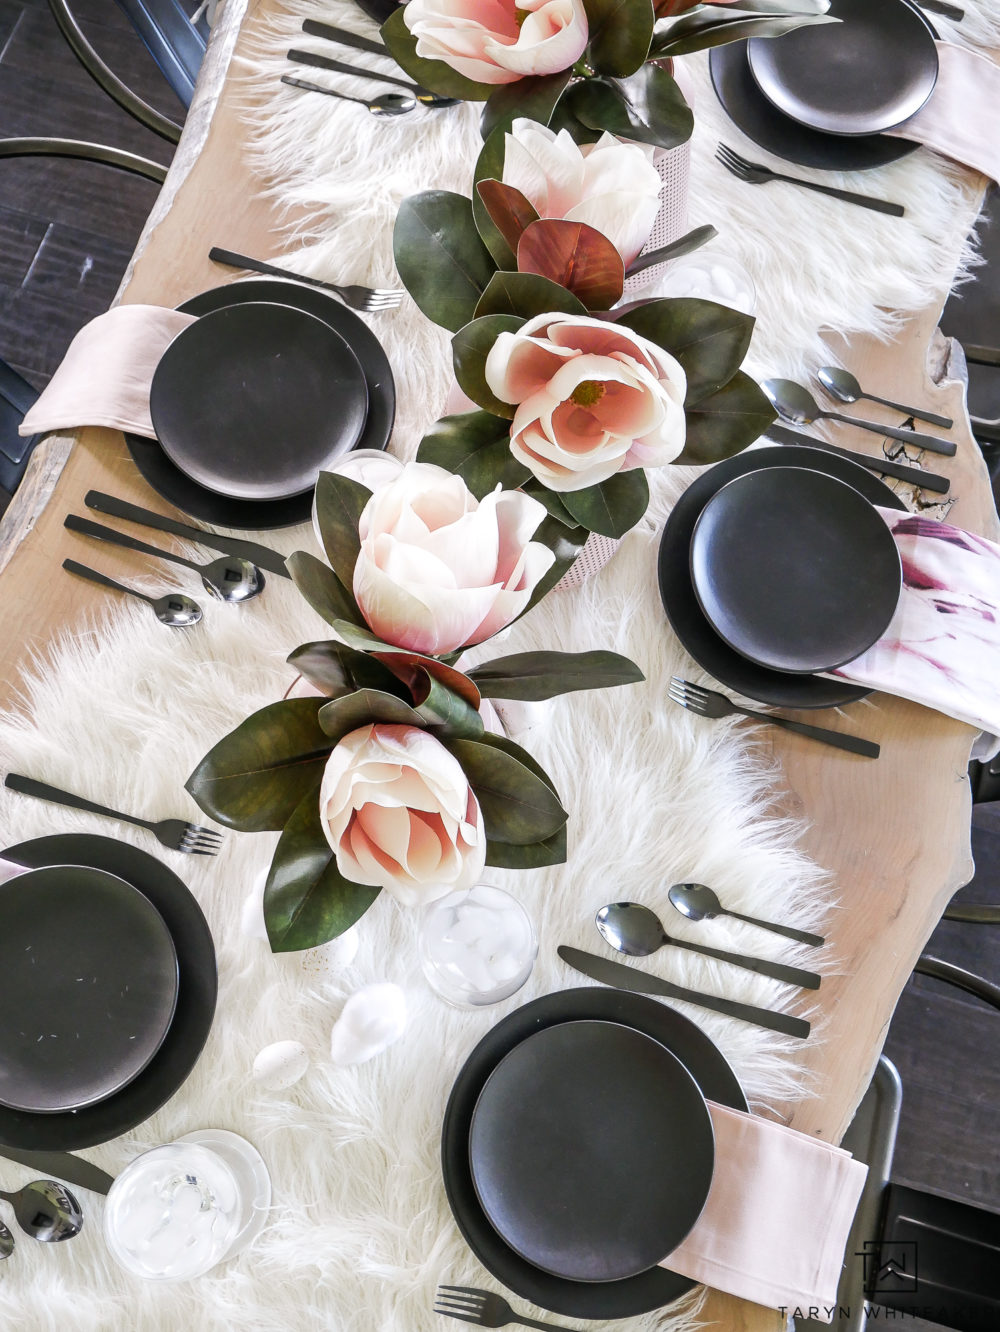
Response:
[417, 409, 527, 498]
[480, 70, 573, 141]
[476, 180, 539, 255]
[522, 481, 581, 527]
[452, 314, 525, 419]
[546, 94, 604, 146]
[263, 784, 380, 953]
[287, 640, 402, 697]
[560, 469, 650, 538]
[448, 735, 568, 844]
[472, 126, 515, 268]
[583, 0, 654, 77]
[313, 472, 370, 590]
[287, 550, 365, 629]
[678, 371, 776, 465]
[318, 688, 424, 741]
[185, 698, 332, 832]
[511, 511, 589, 622]
[412, 673, 485, 738]
[627, 224, 717, 276]
[393, 190, 497, 332]
[485, 825, 567, 869]
[565, 65, 693, 150]
[475, 271, 589, 322]
[380, 8, 496, 100]
[616, 297, 755, 404]
[378, 654, 482, 710]
[652, 10, 839, 58]
[517, 219, 624, 311]
[468, 650, 644, 701]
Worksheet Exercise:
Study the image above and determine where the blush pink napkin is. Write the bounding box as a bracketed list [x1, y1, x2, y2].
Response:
[663, 1102, 867, 1319]
[829, 509, 1000, 739]
[885, 42, 1000, 182]
[18, 304, 195, 440]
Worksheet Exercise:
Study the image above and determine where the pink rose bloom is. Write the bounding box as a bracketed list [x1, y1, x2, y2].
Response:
[353, 461, 555, 657]
[403, 0, 588, 86]
[485, 313, 687, 492]
[503, 119, 661, 266]
[320, 724, 486, 907]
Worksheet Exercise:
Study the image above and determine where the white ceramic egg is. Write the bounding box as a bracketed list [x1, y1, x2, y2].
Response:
[252, 1039, 310, 1090]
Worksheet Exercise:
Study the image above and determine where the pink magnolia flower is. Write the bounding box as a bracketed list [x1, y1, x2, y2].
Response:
[485, 313, 687, 492]
[319, 724, 486, 906]
[503, 119, 661, 267]
[403, 0, 588, 86]
[353, 461, 555, 656]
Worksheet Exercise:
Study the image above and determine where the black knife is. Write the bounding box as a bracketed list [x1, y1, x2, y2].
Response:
[84, 491, 291, 580]
[764, 424, 951, 495]
[0, 1147, 114, 1195]
[302, 18, 389, 56]
[557, 946, 811, 1039]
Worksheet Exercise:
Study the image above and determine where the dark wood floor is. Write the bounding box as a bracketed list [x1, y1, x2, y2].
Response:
[1, 13, 998, 1328]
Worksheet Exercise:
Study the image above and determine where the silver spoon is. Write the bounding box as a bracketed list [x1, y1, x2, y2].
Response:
[668, 882, 825, 948]
[0, 1220, 13, 1259]
[63, 560, 203, 627]
[280, 74, 416, 116]
[762, 378, 956, 457]
[287, 49, 458, 107]
[0, 1180, 83, 1242]
[64, 515, 264, 603]
[596, 902, 821, 988]
[817, 367, 953, 430]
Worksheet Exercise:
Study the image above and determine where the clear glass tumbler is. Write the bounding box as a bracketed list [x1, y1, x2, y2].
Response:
[419, 883, 538, 1008]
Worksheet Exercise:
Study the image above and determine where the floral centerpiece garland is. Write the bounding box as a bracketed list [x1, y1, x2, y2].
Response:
[186, 1, 832, 952]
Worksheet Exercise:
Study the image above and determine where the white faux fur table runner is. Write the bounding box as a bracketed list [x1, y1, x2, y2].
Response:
[0, 3, 995, 1330]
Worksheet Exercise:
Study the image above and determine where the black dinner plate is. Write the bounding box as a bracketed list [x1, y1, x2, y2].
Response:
[355, 0, 399, 20]
[658, 444, 907, 708]
[150, 301, 369, 501]
[0, 865, 179, 1114]
[442, 987, 747, 1320]
[0, 835, 216, 1150]
[126, 278, 396, 530]
[689, 466, 902, 674]
[747, 0, 938, 137]
[469, 1020, 715, 1283]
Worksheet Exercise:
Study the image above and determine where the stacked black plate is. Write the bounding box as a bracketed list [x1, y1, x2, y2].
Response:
[710, 0, 939, 171]
[128, 278, 396, 530]
[0, 835, 216, 1150]
[442, 987, 748, 1319]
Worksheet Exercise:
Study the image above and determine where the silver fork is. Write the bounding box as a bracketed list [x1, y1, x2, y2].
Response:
[208, 246, 403, 313]
[668, 678, 880, 759]
[715, 143, 905, 218]
[434, 1286, 572, 1330]
[4, 774, 224, 855]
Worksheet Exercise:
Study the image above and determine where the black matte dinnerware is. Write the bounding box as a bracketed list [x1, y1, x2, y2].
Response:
[668, 882, 826, 949]
[763, 423, 951, 494]
[287, 48, 452, 107]
[557, 947, 811, 1039]
[669, 678, 881, 759]
[0, 865, 178, 1114]
[62, 560, 204, 627]
[435, 1287, 573, 1330]
[0, 1148, 114, 1195]
[763, 378, 957, 456]
[208, 246, 404, 312]
[816, 367, 954, 428]
[0, 834, 217, 1150]
[280, 73, 416, 117]
[716, 143, 905, 216]
[4, 773, 224, 855]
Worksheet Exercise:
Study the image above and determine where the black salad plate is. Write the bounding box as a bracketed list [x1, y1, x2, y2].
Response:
[469, 1020, 715, 1283]
[0, 865, 179, 1114]
[126, 278, 395, 530]
[689, 467, 902, 674]
[442, 987, 747, 1320]
[747, 0, 938, 137]
[149, 301, 368, 501]
[658, 445, 906, 709]
[0, 835, 216, 1150]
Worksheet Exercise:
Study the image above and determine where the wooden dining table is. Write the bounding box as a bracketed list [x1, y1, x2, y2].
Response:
[0, 2, 997, 1327]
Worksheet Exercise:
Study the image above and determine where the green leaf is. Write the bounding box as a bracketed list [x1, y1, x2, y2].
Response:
[560, 469, 650, 538]
[475, 180, 539, 258]
[287, 640, 402, 697]
[318, 688, 424, 741]
[452, 314, 525, 419]
[185, 698, 332, 832]
[474, 271, 588, 322]
[448, 735, 568, 844]
[287, 550, 364, 629]
[412, 673, 484, 738]
[565, 65, 693, 150]
[313, 471, 370, 591]
[417, 409, 527, 498]
[393, 190, 497, 332]
[616, 297, 755, 405]
[380, 8, 496, 100]
[522, 480, 581, 527]
[546, 93, 604, 146]
[373, 651, 483, 710]
[263, 783, 379, 952]
[517, 219, 624, 311]
[584, 0, 654, 77]
[468, 649, 644, 701]
[485, 824, 567, 869]
[627, 224, 717, 277]
[652, 10, 838, 58]
[480, 70, 573, 140]
[678, 370, 776, 465]
[472, 126, 515, 269]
